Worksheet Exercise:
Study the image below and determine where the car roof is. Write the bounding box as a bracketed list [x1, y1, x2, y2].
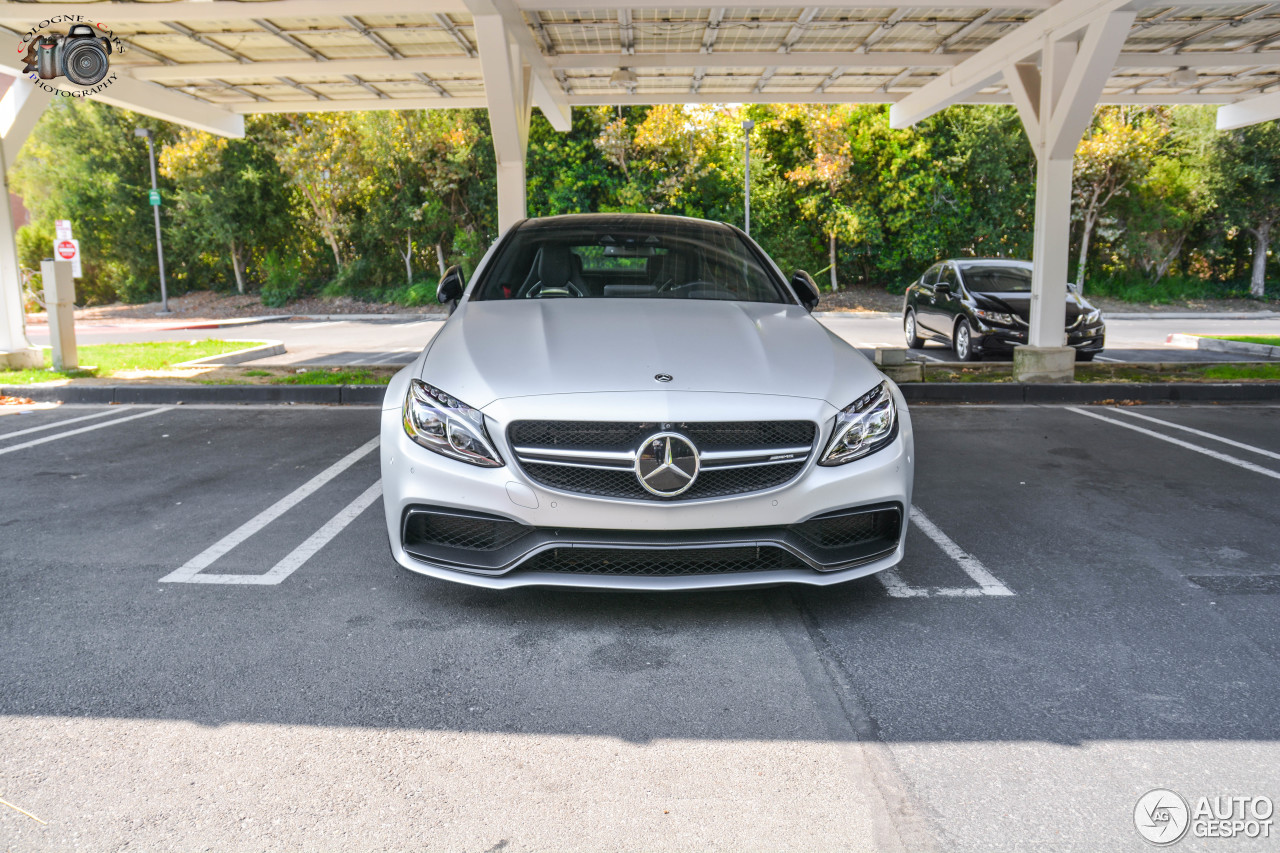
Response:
[952, 258, 1032, 269]
[517, 212, 737, 234]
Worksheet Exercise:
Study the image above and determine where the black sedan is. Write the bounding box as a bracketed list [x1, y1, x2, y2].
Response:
[902, 259, 1105, 361]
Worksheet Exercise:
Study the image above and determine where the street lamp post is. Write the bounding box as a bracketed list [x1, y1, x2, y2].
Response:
[742, 119, 754, 236]
[134, 127, 170, 315]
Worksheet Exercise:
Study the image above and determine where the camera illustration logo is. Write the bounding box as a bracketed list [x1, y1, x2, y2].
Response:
[1135, 789, 1191, 846]
[18, 15, 123, 93]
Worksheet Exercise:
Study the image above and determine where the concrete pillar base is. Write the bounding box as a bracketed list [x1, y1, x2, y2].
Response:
[1013, 346, 1075, 383]
[1, 347, 41, 369]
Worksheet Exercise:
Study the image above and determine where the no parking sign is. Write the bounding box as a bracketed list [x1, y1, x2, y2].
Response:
[55, 238, 82, 279]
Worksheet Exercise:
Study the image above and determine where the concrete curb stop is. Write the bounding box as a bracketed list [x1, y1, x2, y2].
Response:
[1167, 333, 1280, 359]
[176, 340, 287, 366]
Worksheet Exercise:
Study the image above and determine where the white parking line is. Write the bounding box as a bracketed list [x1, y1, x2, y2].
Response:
[1112, 407, 1280, 461]
[878, 505, 1015, 598]
[291, 321, 343, 330]
[1067, 406, 1280, 481]
[171, 479, 383, 585]
[0, 407, 171, 457]
[160, 436, 380, 583]
[1094, 356, 1122, 363]
[0, 408, 122, 441]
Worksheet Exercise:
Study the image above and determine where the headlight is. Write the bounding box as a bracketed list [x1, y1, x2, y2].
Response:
[1082, 308, 1102, 325]
[402, 379, 504, 467]
[819, 381, 897, 466]
[974, 308, 1015, 326]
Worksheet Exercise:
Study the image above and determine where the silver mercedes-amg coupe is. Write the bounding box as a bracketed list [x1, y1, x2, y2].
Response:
[380, 214, 914, 590]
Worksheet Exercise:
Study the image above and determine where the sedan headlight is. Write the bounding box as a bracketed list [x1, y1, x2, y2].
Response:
[402, 379, 504, 467]
[974, 308, 1016, 326]
[819, 381, 897, 466]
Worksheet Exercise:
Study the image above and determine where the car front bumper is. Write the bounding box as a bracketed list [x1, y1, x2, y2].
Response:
[974, 324, 1105, 353]
[380, 388, 914, 590]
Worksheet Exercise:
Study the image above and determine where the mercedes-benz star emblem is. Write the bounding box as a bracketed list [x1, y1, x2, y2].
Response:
[654, 373, 673, 383]
[635, 432, 699, 497]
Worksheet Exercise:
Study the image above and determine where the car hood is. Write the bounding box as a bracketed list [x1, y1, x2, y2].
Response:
[419, 299, 881, 408]
[971, 290, 1092, 321]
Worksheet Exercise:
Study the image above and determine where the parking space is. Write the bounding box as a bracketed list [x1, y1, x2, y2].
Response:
[2, 402, 1278, 850]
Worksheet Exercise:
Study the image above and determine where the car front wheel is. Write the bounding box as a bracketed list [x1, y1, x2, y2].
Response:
[954, 319, 979, 362]
[904, 311, 923, 348]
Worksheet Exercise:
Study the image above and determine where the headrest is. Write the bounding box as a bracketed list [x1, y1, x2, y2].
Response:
[538, 245, 573, 286]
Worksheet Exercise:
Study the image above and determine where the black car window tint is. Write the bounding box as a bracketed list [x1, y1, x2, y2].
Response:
[922, 264, 941, 286]
[940, 266, 959, 288]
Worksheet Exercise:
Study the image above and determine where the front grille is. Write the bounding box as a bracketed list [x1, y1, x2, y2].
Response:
[518, 546, 808, 577]
[509, 420, 815, 452]
[403, 510, 528, 552]
[790, 507, 900, 550]
[509, 420, 817, 501]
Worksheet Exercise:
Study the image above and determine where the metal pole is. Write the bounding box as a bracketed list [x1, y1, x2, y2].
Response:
[143, 134, 169, 314]
[742, 119, 753, 236]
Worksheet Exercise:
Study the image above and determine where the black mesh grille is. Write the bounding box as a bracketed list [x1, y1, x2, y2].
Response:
[403, 512, 529, 552]
[520, 546, 808, 577]
[509, 420, 815, 452]
[790, 508, 900, 550]
[520, 460, 805, 501]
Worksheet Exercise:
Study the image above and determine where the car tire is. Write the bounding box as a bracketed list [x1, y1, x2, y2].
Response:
[953, 319, 979, 361]
[1076, 350, 1097, 362]
[904, 311, 923, 349]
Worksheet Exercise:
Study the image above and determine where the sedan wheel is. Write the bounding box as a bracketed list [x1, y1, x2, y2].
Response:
[954, 320, 979, 362]
[904, 311, 923, 349]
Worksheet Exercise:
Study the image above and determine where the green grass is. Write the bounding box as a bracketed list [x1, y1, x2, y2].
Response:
[1199, 363, 1280, 381]
[1206, 335, 1280, 347]
[0, 340, 266, 385]
[271, 369, 391, 386]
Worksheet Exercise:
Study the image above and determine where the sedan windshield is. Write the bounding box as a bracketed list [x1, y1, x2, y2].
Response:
[470, 219, 789, 303]
[959, 265, 1033, 293]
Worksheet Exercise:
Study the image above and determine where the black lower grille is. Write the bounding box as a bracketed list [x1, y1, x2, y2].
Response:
[790, 507, 900, 550]
[518, 546, 809, 577]
[520, 460, 806, 501]
[403, 510, 528, 552]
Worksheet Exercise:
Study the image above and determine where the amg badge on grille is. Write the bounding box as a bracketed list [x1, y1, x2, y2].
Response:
[635, 433, 699, 497]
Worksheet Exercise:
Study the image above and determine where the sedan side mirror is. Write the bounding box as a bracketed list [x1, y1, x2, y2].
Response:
[1066, 282, 1079, 294]
[934, 282, 951, 295]
[790, 270, 820, 312]
[437, 265, 465, 313]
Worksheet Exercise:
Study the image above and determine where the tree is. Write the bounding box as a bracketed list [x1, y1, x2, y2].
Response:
[1071, 108, 1162, 290]
[159, 118, 292, 293]
[1210, 120, 1280, 298]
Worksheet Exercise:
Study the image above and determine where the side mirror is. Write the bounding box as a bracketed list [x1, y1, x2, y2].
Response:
[1066, 282, 1079, 294]
[437, 265, 465, 313]
[790, 270, 820, 312]
[934, 282, 951, 295]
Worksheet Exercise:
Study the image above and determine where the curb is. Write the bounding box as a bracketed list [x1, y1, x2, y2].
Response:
[176, 340, 287, 366]
[900, 383, 1280, 403]
[0, 384, 389, 405]
[4, 382, 1277, 406]
[1167, 333, 1280, 359]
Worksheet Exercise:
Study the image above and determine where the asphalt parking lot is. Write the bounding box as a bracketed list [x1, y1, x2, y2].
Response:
[2, 402, 1279, 851]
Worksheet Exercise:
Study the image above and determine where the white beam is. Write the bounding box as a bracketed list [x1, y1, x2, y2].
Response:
[0, 76, 50, 363]
[229, 96, 488, 114]
[465, 0, 571, 132]
[0, 0, 468, 25]
[0, 74, 52, 166]
[562, 89, 1247, 107]
[1004, 63, 1041, 140]
[130, 57, 483, 83]
[890, 0, 1137, 128]
[1047, 12, 1136, 159]
[519, 0, 1052, 9]
[1216, 89, 1280, 129]
[474, 15, 531, 231]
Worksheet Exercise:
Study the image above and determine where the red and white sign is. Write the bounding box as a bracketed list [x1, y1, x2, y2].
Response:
[55, 238, 82, 279]
[55, 219, 73, 241]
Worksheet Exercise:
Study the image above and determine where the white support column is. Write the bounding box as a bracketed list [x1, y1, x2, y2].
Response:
[475, 15, 532, 233]
[0, 77, 51, 368]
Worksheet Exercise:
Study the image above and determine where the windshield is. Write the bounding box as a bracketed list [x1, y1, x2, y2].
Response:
[959, 265, 1032, 293]
[470, 219, 789, 303]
